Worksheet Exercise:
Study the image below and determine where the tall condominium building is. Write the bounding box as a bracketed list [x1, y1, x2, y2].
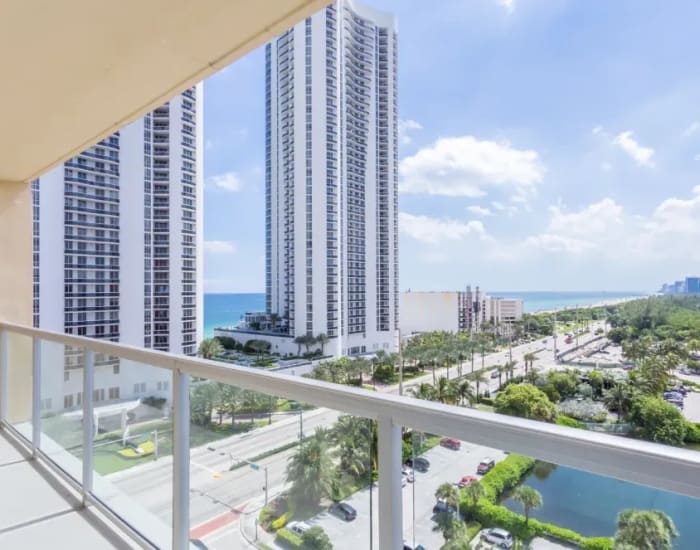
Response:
[264, 0, 399, 357]
[32, 85, 203, 412]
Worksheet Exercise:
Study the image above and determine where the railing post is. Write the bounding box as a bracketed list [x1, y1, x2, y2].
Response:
[32, 336, 41, 456]
[378, 415, 402, 550]
[172, 368, 190, 550]
[0, 330, 7, 425]
[82, 350, 95, 507]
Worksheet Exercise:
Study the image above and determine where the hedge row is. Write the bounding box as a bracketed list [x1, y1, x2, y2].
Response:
[475, 453, 535, 503]
[275, 527, 303, 549]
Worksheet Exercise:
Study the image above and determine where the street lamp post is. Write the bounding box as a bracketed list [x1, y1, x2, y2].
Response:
[230, 454, 269, 506]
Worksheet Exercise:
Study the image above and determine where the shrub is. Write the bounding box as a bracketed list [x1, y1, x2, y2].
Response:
[630, 396, 687, 445]
[684, 422, 700, 444]
[542, 384, 561, 403]
[258, 506, 273, 526]
[216, 336, 240, 350]
[558, 398, 607, 422]
[581, 537, 614, 550]
[479, 396, 494, 406]
[555, 415, 585, 429]
[301, 526, 333, 550]
[472, 454, 535, 503]
[465, 521, 482, 541]
[494, 384, 557, 422]
[275, 527, 303, 549]
[373, 363, 397, 383]
[271, 512, 290, 531]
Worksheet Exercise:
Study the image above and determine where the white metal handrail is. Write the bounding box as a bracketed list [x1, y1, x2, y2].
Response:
[1, 320, 700, 550]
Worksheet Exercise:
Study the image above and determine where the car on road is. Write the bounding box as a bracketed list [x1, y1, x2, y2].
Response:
[287, 521, 312, 536]
[490, 370, 500, 379]
[329, 502, 357, 521]
[477, 458, 495, 475]
[406, 456, 430, 472]
[542, 339, 548, 343]
[482, 528, 514, 549]
[457, 474, 478, 488]
[440, 437, 461, 450]
[402, 466, 415, 482]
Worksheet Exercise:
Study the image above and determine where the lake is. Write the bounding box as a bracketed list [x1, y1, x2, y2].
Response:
[501, 463, 700, 549]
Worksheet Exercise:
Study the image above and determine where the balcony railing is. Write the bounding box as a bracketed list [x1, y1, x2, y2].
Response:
[1, 320, 700, 550]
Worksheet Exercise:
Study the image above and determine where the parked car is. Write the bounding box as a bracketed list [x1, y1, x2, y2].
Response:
[477, 458, 495, 475]
[482, 528, 514, 549]
[542, 339, 548, 344]
[440, 437, 461, 450]
[402, 467, 415, 483]
[406, 456, 430, 472]
[664, 391, 684, 401]
[457, 475, 478, 488]
[404, 544, 426, 550]
[287, 521, 312, 536]
[490, 370, 500, 379]
[433, 500, 459, 518]
[329, 502, 357, 521]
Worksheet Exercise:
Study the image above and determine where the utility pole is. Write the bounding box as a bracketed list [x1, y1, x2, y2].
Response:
[230, 454, 269, 506]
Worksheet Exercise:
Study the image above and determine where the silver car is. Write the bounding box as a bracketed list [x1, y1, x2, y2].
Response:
[482, 528, 514, 549]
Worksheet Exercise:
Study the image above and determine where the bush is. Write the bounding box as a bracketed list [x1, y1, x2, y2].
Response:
[494, 384, 557, 422]
[581, 537, 614, 550]
[373, 363, 397, 383]
[556, 415, 585, 429]
[216, 336, 240, 350]
[275, 527, 303, 549]
[465, 521, 482, 541]
[542, 384, 561, 403]
[301, 526, 333, 550]
[479, 396, 494, 406]
[558, 399, 607, 422]
[141, 396, 167, 409]
[271, 512, 290, 531]
[684, 422, 700, 444]
[630, 396, 687, 445]
[472, 454, 535, 503]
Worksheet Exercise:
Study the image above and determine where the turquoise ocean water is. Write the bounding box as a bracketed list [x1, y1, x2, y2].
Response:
[203, 291, 645, 338]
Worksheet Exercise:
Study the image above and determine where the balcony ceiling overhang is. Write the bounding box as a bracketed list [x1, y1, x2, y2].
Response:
[1, 0, 329, 183]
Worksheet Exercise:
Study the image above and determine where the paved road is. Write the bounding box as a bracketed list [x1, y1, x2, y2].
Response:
[106, 407, 338, 528]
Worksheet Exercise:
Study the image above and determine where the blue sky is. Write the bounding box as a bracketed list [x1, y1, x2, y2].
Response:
[203, 0, 700, 293]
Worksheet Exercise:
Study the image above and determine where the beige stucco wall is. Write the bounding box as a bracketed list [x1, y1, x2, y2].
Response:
[0, 180, 33, 423]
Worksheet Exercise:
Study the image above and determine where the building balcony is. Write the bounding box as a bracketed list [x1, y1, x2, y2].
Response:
[1, 321, 699, 549]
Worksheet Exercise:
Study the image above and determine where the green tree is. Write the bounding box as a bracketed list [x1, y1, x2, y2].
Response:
[440, 538, 471, 550]
[302, 525, 333, 550]
[469, 370, 489, 403]
[613, 509, 677, 550]
[512, 486, 543, 525]
[603, 382, 636, 421]
[294, 335, 305, 356]
[434, 376, 457, 404]
[329, 416, 371, 477]
[435, 482, 460, 509]
[433, 511, 466, 542]
[547, 370, 578, 398]
[411, 383, 437, 402]
[629, 397, 687, 445]
[463, 480, 485, 508]
[316, 333, 329, 355]
[454, 379, 476, 407]
[494, 384, 557, 422]
[190, 381, 219, 426]
[286, 428, 334, 507]
[198, 338, 224, 360]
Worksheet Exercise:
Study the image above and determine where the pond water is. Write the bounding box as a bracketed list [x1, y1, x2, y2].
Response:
[501, 463, 700, 549]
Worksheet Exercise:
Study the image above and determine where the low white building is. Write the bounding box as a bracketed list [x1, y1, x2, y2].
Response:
[401, 289, 523, 335]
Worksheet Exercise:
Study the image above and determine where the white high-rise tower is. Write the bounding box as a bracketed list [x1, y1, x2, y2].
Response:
[32, 85, 203, 410]
[265, 0, 399, 357]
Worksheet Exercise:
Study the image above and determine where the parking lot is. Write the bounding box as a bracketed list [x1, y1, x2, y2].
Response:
[274, 441, 507, 550]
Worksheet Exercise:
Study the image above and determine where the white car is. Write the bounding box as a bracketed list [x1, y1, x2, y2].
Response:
[287, 521, 311, 537]
[402, 466, 415, 482]
[482, 528, 514, 549]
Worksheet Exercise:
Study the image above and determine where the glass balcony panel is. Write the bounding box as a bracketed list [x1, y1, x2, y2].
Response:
[90, 361, 173, 549]
[187, 380, 376, 549]
[5, 333, 33, 437]
[39, 340, 84, 478]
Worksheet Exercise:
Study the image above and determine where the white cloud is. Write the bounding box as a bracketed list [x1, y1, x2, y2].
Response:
[399, 212, 485, 244]
[491, 201, 518, 216]
[205, 139, 214, 150]
[498, 0, 516, 14]
[547, 198, 623, 237]
[683, 122, 700, 138]
[207, 171, 243, 192]
[204, 240, 237, 254]
[399, 136, 545, 198]
[398, 119, 423, 145]
[600, 162, 613, 172]
[466, 205, 493, 217]
[591, 125, 603, 135]
[524, 234, 594, 254]
[694, 154, 700, 161]
[612, 131, 655, 167]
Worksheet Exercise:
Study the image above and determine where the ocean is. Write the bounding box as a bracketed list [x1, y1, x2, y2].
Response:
[203, 291, 645, 337]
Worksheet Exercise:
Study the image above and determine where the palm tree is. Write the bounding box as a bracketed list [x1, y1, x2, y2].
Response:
[504, 360, 517, 381]
[434, 376, 457, 404]
[470, 371, 489, 403]
[329, 415, 371, 477]
[435, 482, 460, 509]
[410, 382, 436, 402]
[294, 335, 305, 356]
[614, 509, 677, 550]
[198, 338, 223, 360]
[463, 480, 485, 508]
[316, 333, 329, 355]
[512, 486, 542, 525]
[496, 364, 504, 388]
[454, 379, 476, 407]
[603, 382, 636, 421]
[523, 352, 537, 376]
[286, 428, 334, 507]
